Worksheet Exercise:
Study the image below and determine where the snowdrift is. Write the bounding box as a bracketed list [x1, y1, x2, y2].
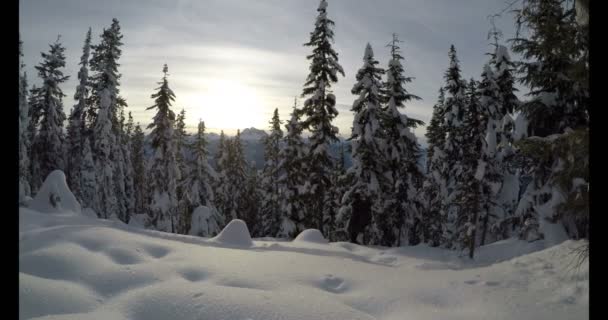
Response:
[210, 219, 253, 247]
[19, 206, 588, 320]
[294, 229, 328, 244]
[29, 170, 81, 215]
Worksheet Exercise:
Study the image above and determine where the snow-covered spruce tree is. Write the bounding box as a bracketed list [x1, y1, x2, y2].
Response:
[421, 88, 447, 246]
[120, 110, 136, 223]
[277, 101, 308, 238]
[297, 0, 345, 232]
[30, 37, 69, 192]
[260, 108, 284, 237]
[327, 141, 348, 241]
[453, 79, 486, 259]
[79, 135, 97, 213]
[89, 19, 124, 218]
[174, 108, 189, 233]
[146, 64, 180, 232]
[19, 38, 31, 202]
[439, 45, 469, 249]
[243, 163, 264, 237]
[216, 131, 248, 224]
[184, 120, 222, 236]
[214, 131, 230, 221]
[66, 28, 92, 204]
[230, 131, 250, 222]
[339, 44, 389, 246]
[131, 123, 147, 215]
[510, 0, 589, 241]
[382, 33, 425, 246]
[475, 64, 503, 246]
[485, 40, 521, 241]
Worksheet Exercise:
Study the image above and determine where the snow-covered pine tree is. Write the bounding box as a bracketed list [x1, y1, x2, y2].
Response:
[260, 108, 284, 237]
[213, 130, 231, 223]
[453, 79, 486, 259]
[131, 123, 147, 215]
[440, 45, 469, 249]
[475, 64, 503, 246]
[277, 100, 308, 238]
[327, 141, 347, 241]
[120, 111, 136, 223]
[79, 135, 97, 213]
[66, 28, 92, 204]
[19, 38, 31, 202]
[297, 0, 345, 231]
[146, 64, 180, 232]
[382, 33, 425, 246]
[229, 131, 249, 222]
[89, 19, 124, 218]
[510, 0, 589, 241]
[421, 88, 447, 246]
[174, 108, 189, 233]
[339, 43, 389, 245]
[183, 120, 222, 235]
[242, 163, 263, 236]
[485, 37, 521, 240]
[30, 37, 69, 192]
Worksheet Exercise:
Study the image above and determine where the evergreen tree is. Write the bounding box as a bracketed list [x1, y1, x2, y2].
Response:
[229, 131, 249, 221]
[439, 45, 469, 249]
[382, 33, 425, 246]
[89, 19, 124, 218]
[214, 131, 230, 220]
[510, 0, 589, 241]
[146, 64, 180, 232]
[476, 64, 503, 246]
[30, 37, 69, 191]
[19, 37, 31, 202]
[121, 111, 136, 223]
[79, 136, 97, 212]
[260, 108, 284, 237]
[453, 79, 486, 258]
[243, 164, 264, 236]
[421, 88, 448, 246]
[297, 0, 345, 231]
[131, 123, 147, 215]
[339, 44, 389, 245]
[174, 108, 189, 233]
[66, 28, 92, 203]
[277, 101, 308, 238]
[183, 120, 221, 235]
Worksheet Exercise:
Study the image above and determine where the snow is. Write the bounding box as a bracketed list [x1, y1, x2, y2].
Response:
[19, 206, 588, 320]
[29, 170, 81, 215]
[294, 229, 329, 244]
[189, 206, 220, 237]
[210, 219, 253, 247]
[474, 160, 487, 180]
[514, 112, 529, 141]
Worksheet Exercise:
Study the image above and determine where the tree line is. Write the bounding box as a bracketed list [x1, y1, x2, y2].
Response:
[18, 0, 588, 258]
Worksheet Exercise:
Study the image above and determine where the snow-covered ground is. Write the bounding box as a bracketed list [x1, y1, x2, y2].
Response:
[19, 207, 588, 320]
[19, 171, 588, 319]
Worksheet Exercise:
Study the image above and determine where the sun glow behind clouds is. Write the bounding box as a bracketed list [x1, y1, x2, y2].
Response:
[182, 78, 267, 132]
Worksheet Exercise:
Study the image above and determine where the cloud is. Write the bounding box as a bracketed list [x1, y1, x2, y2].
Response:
[20, 0, 522, 137]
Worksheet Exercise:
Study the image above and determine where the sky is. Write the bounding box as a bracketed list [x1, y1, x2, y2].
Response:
[20, 0, 522, 146]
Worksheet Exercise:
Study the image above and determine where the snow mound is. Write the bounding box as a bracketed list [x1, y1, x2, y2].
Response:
[211, 219, 253, 247]
[294, 229, 328, 244]
[30, 170, 81, 214]
[189, 206, 220, 237]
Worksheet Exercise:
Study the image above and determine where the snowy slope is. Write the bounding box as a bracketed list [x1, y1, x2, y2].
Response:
[20, 206, 587, 320]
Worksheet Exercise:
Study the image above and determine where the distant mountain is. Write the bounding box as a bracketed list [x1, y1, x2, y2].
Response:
[144, 127, 426, 172]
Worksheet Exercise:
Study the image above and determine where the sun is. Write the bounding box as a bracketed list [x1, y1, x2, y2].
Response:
[183, 78, 266, 132]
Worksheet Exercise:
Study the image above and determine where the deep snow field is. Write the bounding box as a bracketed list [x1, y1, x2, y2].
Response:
[19, 173, 588, 320]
